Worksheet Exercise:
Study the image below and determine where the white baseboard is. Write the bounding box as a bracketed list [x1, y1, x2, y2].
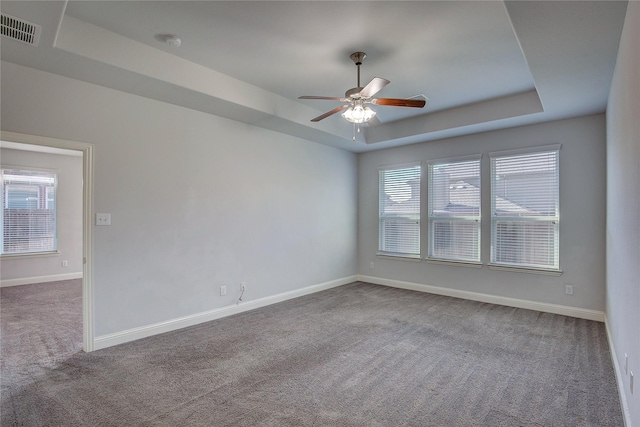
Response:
[93, 275, 357, 351]
[605, 318, 632, 427]
[0, 272, 83, 288]
[93, 273, 606, 351]
[357, 275, 605, 322]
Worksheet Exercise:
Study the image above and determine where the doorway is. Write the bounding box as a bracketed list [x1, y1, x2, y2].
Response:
[0, 131, 94, 351]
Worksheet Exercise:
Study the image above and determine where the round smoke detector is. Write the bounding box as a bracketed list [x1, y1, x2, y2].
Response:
[164, 35, 182, 48]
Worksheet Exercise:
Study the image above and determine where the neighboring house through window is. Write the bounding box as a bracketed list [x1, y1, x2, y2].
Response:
[378, 163, 421, 258]
[1, 168, 57, 255]
[427, 156, 481, 263]
[490, 146, 560, 271]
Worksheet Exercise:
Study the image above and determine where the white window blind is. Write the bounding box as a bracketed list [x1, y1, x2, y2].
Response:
[490, 148, 559, 270]
[428, 157, 481, 263]
[1, 168, 57, 255]
[378, 164, 421, 257]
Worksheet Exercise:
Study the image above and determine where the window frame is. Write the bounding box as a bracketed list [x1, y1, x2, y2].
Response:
[1, 166, 58, 256]
[377, 162, 422, 259]
[426, 155, 482, 265]
[488, 145, 561, 273]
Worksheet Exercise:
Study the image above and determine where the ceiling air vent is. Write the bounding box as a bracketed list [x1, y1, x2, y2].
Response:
[1, 13, 41, 46]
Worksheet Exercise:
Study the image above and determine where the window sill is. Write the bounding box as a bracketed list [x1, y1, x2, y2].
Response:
[425, 258, 483, 268]
[376, 253, 422, 262]
[1, 251, 60, 260]
[488, 263, 562, 276]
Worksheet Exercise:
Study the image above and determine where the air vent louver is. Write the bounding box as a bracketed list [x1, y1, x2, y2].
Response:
[1, 13, 41, 46]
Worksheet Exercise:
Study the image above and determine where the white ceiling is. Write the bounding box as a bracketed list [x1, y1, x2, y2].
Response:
[0, 1, 628, 153]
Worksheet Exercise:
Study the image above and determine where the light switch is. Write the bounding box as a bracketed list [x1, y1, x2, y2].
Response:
[96, 213, 111, 226]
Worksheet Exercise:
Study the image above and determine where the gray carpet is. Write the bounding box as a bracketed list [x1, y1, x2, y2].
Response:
[1, 280, 623, 426]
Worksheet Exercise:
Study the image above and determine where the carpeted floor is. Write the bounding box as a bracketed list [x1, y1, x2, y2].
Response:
[1, 280, 624, 426]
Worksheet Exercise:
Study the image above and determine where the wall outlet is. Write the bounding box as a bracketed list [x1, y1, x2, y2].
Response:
[564, 284, 574, 295]
[370, 262, 375, 269]
[61, 260, 68, 267]
[220, 285, 227, 296]
[96, 213, 111, 226]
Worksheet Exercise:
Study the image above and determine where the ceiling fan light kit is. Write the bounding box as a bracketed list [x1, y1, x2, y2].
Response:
[299, 51, 427, 138]
[342, 102, 376, 124]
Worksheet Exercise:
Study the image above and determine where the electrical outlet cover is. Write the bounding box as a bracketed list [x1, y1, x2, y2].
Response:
[96, 213, 111, 226]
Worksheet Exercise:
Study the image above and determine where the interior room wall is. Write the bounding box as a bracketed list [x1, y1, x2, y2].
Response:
[358, 115, 607, 313]
[0, 61, 358, 338]
[606, 1, 639, 425]
[0, 148, 83, 284]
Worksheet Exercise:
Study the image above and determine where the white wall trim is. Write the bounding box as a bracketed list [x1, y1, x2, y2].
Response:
[357, 275, 605, 322]
[0, 272, 83, 288]
[93, 275, 357, 351]
[96, 273, 607, 351]
[605, 318, 632, 427]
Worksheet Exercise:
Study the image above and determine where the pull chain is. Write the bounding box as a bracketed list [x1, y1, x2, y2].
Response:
[352, 123, 362, 141]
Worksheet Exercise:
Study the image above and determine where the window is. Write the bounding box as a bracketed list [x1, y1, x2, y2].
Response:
[378, 163, 421, 258]
[1, 168, 57, 255]
[490, 146, 560, 270]
[427, 157, 481, 263]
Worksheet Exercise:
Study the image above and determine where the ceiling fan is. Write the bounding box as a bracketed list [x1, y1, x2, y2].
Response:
[299, 52, 427, 127]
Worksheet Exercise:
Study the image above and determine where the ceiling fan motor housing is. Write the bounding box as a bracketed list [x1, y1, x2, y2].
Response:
[346, 87, 365, 99]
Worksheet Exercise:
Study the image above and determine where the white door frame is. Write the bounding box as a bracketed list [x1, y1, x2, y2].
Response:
[1, 131, 95, 352]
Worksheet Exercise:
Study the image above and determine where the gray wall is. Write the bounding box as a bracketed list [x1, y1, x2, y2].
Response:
[606, 1, 639, 424]
[0, 148, 83, 282]
[358, 115, 606, 311]
[1, 61, 358, 337]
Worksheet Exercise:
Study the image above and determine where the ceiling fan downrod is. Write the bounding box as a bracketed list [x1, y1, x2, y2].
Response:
[350, 52, 366, 89]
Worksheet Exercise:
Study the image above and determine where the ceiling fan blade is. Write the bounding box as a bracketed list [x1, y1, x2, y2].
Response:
[311, 105, 349, 122]
[359, 77, 390, 98]
[372, 98, 426, 108]
[299, 96, 347, 101]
